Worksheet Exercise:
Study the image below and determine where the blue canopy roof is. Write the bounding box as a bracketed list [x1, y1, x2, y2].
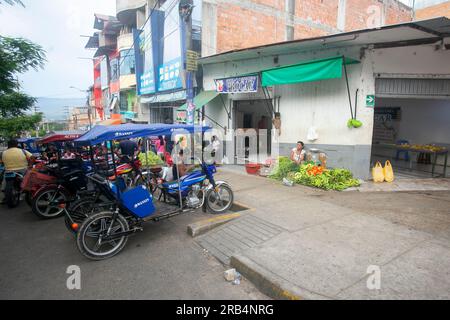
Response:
[18, 137, 38, 144]
[75, 124, 211, 146]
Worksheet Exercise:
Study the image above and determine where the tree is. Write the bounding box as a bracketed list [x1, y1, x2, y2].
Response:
[0, 34, 46, 138]
[0, 37, 46, 94]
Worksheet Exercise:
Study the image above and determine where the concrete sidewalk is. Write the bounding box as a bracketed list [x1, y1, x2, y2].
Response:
[196, 167, 450, 300]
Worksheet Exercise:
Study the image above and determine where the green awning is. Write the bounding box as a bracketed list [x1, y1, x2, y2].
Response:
[261, 56, 359, 87]
[178, 90, 220, 111]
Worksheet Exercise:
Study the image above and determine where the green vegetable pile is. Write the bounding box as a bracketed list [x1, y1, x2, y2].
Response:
[138, 151, 164, 166]
[269, 157, 299, 180]
[270, 157, 360, 191]
[292, 164, 360, 191]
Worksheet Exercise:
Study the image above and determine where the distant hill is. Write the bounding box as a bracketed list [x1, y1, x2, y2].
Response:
[34, 97, 87, 121]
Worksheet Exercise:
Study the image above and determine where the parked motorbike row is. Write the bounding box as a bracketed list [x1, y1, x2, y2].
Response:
[1, 124, 234, 261]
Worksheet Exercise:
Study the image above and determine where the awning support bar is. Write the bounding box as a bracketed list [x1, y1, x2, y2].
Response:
[196, 109, 226, 131]
[343, 56, 354, 120]
[220, 94, 231, 119]
[259, 74, 275, 117]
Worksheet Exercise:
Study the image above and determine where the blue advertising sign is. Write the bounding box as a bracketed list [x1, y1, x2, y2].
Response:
[215, 75, 259, 94]
[140, 70, 156, 95]
[157, 57, 183, 92]
[135, 10, 164, 96]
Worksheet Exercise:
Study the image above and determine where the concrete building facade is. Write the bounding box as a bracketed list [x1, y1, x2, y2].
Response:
[416, 0, 450, 19]
[199, 18, 450, 179]
[202, 0, 413, 56]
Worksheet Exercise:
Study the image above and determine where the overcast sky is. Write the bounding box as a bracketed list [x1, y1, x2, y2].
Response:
[0, 0, 116, 99]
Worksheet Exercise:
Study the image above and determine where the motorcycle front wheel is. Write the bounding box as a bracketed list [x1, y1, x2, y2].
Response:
[76, 211, 129, 261]
[32, 188, 67, 219]
[205, 184, 234, 214]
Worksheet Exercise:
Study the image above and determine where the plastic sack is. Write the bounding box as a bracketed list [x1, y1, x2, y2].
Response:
[372, 162, 385, 183]
[383, 160, 395, 183]
[307, 126, 318, 142]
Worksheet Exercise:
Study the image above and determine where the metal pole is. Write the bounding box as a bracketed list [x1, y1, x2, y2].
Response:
[343, 57, 354, 120]
[181, 1, 195, 125]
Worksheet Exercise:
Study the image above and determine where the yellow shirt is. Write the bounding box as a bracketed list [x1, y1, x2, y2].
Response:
[1, 148, 32, 171]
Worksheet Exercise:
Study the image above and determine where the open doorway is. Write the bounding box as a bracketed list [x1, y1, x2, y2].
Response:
[233, 99, 273, 163]
[371, 96, 450, 179]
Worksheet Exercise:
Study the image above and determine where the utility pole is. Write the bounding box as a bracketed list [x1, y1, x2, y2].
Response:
[180, 0, 195, 125]
[34, 105, 41, 137]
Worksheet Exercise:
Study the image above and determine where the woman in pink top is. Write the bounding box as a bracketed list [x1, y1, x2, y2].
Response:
[156, 136, 166, 155]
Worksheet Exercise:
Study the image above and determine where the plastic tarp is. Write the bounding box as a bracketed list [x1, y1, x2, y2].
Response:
[38, 131, 86, 144]
[261, 56, 359, 87]
[75, 124, 211, 146]
[177, 91, 220, 112]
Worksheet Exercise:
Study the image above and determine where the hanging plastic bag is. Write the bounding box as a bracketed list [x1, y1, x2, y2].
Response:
[307, 126, 318, 142]
[372, 162, 385, 183]
[383, 160, 395, 183]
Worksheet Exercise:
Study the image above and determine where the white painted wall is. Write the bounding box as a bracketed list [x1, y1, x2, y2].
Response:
[202, 46, 376, 147]
[372, 44, 450, 75]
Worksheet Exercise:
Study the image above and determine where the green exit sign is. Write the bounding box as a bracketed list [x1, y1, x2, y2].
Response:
[366, 95, 375, 107]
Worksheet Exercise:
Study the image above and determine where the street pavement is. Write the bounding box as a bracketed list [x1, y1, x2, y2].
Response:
[2, 166, 450, 300]
[0, 201, 267, 300]
[197, 167, 450, 300]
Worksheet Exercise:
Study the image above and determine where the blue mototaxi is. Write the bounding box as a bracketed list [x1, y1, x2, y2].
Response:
[18, 137, 40, 157]
[73, 123, 234, 260]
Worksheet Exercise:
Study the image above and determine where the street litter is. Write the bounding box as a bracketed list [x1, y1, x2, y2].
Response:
[224, 268, 239, 282]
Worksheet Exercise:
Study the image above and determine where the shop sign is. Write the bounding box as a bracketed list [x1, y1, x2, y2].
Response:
[366, 95, 375, 107]
[140, 70, 156, 95]
[176, 111, 187, 123]
[158, 58, 183, 92]
[186, 50, 198, 72]
[215, 75, 259, 94]
[374, 107, 401, 121]
[120, 111, 137, 120]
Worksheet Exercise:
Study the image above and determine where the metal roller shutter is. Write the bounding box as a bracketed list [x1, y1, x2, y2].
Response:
[376, 78, 450, 97]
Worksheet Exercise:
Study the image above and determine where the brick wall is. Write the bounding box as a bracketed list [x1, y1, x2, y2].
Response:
[416, 1, 450, 19]
[211, 0, 412, 55]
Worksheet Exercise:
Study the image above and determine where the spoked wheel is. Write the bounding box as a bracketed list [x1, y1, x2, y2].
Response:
[205, 184, 234, 214]
[64, 197, 103, 234]
[32, 188, 67, 219]
[76, 211, 129, 261]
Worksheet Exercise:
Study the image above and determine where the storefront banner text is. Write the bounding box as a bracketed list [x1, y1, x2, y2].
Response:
[215, 75, 259, 94]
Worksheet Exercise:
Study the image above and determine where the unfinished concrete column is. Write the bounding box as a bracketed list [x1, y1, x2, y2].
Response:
[286, 0, 295, 40]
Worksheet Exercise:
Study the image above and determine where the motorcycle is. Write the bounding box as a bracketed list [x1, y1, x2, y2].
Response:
[72, 123, 234, 260]
[31, 158, 92, 219]
[62, 159, 163, 234]
[3, 170, 24, 208]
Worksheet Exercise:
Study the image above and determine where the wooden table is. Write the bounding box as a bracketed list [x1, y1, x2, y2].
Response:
[377, 144, 448, 177]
